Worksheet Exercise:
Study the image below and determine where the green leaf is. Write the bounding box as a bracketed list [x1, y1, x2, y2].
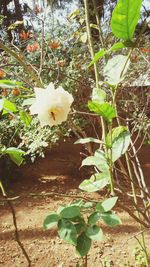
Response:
[60, 206, 81, 219]
[75, 137, 102, 145]
[82, 150, 109, 172]
[111, 131, 131, 162]
[0, 79, 23, 89]
[58, 219, 77, 245]
[22, 98, 36, 106]
[88, 212, 101, 225]
[92, 88, 106, 104]
[111, 0, 142, 40]
[80, 202, 94, 209]
[96, 197, 118, 212]
[85, 225, 103, 241]
[109, 42, 126, 52]
[104, 55, 130, 85]
[88, 49, 105, 67]
[76, 232, 91, 256]
[20, 111, 31, 127]
[79, 173, 109, 193]
[69, 8, 80, 19]
[75, 222, 86, 234]
[100, 212, 122, 227]
[88, 101, 116, 122]
[106, 126, 128, 148]
[43, 214, 60, 229]
[4, 147, 25, 166]
[71, 199, 94, 209]
[2, 99, 18, 114]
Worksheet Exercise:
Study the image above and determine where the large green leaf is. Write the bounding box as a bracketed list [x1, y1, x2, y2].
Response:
[79, 173, 109, 193]
[85, 225, 103, 241]
[0, 79, 23, 89]
[1, 99, 18, 114]
[104, 55, 130, 85]
[88, 101, 116, 122]
[3, 147, 25, 166]
[43, 214, 60, 229]
[96, 197, 118, 212]
[75, 137, 102, 145]
[60, 206, 81, 219]
[111, 130, 131, 162]
[82, 150, 109, 172]
[111, 0, 142, 40]
[76, 232, 92, 256]
[58, 219, 77, 245]
[100, 212, 122, 227]
[106, 126, 128, 148]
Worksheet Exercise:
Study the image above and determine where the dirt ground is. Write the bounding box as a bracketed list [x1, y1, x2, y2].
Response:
[0, 140, 150, 267]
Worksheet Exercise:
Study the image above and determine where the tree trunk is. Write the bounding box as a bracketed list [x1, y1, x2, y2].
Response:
[14, 0, 23, 23]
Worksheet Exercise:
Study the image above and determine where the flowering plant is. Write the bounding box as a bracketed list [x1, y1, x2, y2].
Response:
[30, 83, 74, 127]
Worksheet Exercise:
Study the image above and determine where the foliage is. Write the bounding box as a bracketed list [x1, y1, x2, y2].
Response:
[44, 198, 121, 256]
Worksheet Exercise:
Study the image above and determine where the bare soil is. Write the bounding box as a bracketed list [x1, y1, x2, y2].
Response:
[0, 140, 150, 267]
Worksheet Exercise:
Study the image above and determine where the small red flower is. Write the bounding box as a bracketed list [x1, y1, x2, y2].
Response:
[12, 88, 21, 96]
[1, 89, 8, 97]
[49, 40, 60, 49]
[27, 42, 39, 52]
[0, 69, 6, 78]
[20, 31, 31, 40]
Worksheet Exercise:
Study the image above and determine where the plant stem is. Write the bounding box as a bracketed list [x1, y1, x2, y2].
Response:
[108, 123, 115, 196]
[83, 0, 99, 89]
[92, 0, 105, 48]
[84, 0, 115, 194]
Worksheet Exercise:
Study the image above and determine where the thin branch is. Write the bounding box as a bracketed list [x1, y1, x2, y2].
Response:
[0, 180, 31, 267]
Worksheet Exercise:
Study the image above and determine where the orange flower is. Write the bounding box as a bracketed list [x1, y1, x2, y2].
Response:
[27, 42, 39, 52]
[12, 88, 21, 96]
[49, 40, 60, 49]
[140, 48, 150, 53]
[57, 60, 66, 67]
[1, 89, 8, 97]
[0, 69, 6, 78]
[20, 31, 31, 40]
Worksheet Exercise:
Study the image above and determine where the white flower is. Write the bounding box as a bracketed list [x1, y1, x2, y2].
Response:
[30, 83, 73, 127]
